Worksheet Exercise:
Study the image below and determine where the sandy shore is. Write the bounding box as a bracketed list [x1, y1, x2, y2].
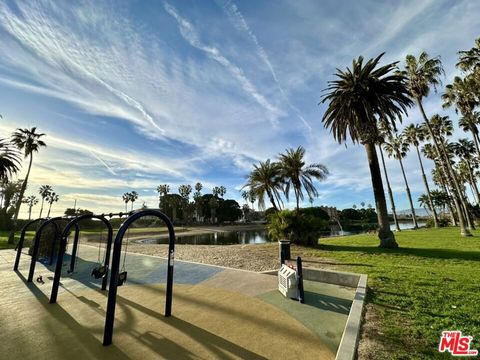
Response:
[126, 242, 339, 272]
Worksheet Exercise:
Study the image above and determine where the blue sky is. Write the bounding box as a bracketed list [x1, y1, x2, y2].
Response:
[0, 0, 479, 218]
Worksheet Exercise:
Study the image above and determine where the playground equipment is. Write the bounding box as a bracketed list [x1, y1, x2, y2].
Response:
[12, 209, 176, 347]
[49, 213, 114, 304]
[13, 217, 79, 280]
[103, 209, 175, 346]
[26, 217, 67, 282]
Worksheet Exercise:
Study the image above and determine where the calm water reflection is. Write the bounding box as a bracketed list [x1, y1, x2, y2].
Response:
[139, 221, 427, 245]
[143, 229, 270, 245]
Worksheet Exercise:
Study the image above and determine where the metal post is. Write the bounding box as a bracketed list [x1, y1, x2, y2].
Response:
[50, 233, 68, 304]
[103, 209, 175, 346]
[69, 227, 80, 273]
[101, 223, 114, 291]
[296, 256, 305, 304]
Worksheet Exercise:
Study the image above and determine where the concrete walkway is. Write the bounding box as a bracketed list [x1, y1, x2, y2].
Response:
[1, 247, 354, 359]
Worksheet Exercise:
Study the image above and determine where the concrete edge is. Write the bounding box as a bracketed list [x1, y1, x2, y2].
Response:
[335, 274, 367, 360]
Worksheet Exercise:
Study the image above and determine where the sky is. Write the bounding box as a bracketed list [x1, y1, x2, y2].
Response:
[0, 0, 479, 218]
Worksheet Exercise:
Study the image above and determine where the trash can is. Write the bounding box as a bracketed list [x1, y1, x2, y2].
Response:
[279, 239, 291, 265]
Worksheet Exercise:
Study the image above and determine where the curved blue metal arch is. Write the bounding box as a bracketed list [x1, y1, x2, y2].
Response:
[27, 217, 64, 282]
[103, 209, 175, 346]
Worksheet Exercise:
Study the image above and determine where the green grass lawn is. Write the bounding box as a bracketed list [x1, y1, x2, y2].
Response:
[305, 227, 480, 359]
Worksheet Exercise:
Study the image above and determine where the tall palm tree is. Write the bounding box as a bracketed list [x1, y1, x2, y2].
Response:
[0, 139, 20, 181]
[427, 154, 457, 226]
[22, 195, 39, 220]
[1, 180, 22, 211]
[452, 139, 480, 204]
[9, 127, 46, 242]
[321, 53, 413, 247]
[402, 124, 439, 227]
[243, 159, 283, 210]
[401, 52, 471, 236]
[46, 192, 59, 217]
[241, 190, 249, 206]
[383, 134, 418, 229]
[429, 114, 475, 230]
[248, 189, 256, 211]
[156, 184, 170, 210]
[38, 185, 52, 218]
[277, 146, 329, 212]
[122, 192, 130, 212]
[193, 182, 203, 221]
[377, 119, 401, 231]
[178, 185, 192, 221]
[129, 191, 138, 211]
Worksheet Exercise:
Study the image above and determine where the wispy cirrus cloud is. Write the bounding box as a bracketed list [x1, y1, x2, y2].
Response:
[219, 0, 312, 133]
[164, 1, 284, 126]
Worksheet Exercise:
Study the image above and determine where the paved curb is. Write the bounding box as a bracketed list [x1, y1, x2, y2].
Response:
[335, 274, 367, 360]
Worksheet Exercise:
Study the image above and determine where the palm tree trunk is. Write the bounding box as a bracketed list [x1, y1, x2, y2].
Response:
[13, 154, 32, 222]
[47, 202, 53, 217]
[266, 189, 278, 210]
[28, 205, 32, 220]
[470, 127, 480, 156]
[295, 189, 300, 212]
[415, 145, 439, 228]
[417, 99, 471, 236]
[364, 142, 397, 248]
[272, 190, 283, 210]
[466, 160, 480, 204]
[437, 169, 457, 226]
[131, 201, 134, 211]
[460, 190, 475, 230]
[397, 156, 418, 229]
[125, 202, 128, 213]
[8, 154, 33, 243]
[378, 145, 400, 231]
[39, 198, 45, 218]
